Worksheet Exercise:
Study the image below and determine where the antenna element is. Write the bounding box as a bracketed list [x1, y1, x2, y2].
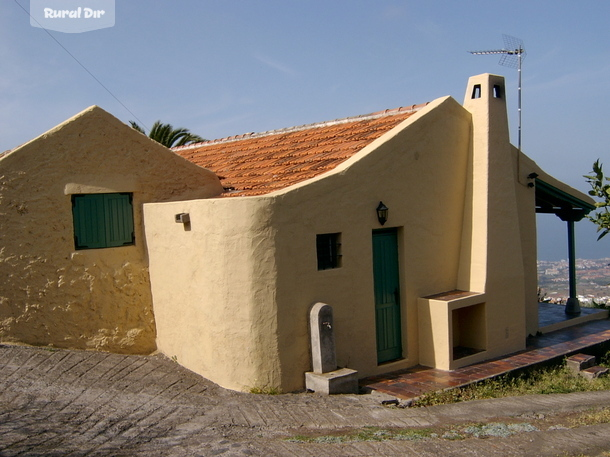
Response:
[469, 34, 526, 150]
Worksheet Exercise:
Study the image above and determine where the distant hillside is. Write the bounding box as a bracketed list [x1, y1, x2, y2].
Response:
[538, 258, 610, 305]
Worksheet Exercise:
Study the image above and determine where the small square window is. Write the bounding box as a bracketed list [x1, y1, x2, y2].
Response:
[72, 193, 134, 250]
[316, 233, 341, 270]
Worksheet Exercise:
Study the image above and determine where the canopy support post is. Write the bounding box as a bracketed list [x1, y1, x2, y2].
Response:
[564, 220, 581, 315]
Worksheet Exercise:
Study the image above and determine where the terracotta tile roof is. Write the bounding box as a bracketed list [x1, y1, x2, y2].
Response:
[173, 104, 427, 197]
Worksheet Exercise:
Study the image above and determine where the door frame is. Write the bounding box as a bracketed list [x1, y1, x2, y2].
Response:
[372, 228, 403, 364]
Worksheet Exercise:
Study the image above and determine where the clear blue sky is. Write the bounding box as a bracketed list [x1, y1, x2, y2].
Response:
[2, 1, 609, 260]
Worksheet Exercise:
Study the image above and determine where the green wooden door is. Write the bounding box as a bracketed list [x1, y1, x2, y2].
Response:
[372, 228, 402, 363]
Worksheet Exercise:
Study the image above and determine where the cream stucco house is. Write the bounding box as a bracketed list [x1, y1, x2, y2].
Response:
[0, 74, 595, 392]
[0, 107, 223, 354]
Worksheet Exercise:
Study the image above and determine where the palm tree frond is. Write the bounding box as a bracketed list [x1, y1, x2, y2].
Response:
[129, 121, 145, 134]
[130, 120, 206, 148]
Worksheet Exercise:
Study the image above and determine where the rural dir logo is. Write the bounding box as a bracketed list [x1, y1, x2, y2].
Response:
[30, 0, 115, 33]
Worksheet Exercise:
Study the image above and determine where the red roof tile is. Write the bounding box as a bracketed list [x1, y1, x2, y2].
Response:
[173, 104, 427, 197]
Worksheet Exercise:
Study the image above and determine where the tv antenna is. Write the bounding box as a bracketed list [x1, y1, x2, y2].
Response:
[469, 34, 526, 150]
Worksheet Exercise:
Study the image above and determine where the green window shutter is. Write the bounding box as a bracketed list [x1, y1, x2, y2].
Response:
[73, 194, 107, 249]
[105, 193, 134, 247]
[72, 193, 134, 250]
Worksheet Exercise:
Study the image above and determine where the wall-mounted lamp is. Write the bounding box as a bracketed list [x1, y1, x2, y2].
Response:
[527, 172, 538, 188]
[376, 201, 388, 226]
[175, 213, 190, 224]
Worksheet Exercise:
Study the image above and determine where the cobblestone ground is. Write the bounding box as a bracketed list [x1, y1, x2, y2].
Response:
[2, 344, 610, 456]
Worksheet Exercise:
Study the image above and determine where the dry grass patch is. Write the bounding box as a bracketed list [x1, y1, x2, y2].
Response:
[569, 407, 610, 428]
[414, 361, 610, 407]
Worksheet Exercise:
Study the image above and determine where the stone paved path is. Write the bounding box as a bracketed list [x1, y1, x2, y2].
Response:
[2, 344, 610, 456]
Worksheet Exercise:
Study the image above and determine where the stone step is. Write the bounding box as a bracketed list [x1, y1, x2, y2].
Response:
[580, 366, 610, 380]
[566, 353, 596, 374]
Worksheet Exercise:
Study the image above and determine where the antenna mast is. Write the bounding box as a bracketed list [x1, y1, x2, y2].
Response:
[469, 34, 526, 150]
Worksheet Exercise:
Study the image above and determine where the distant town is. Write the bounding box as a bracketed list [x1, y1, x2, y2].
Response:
[538, 258, 610, 306]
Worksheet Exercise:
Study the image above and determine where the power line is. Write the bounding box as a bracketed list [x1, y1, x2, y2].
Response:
[13, 0, 149, 131]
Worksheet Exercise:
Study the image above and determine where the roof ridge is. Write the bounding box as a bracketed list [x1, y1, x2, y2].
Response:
[173, 102, 428, 152]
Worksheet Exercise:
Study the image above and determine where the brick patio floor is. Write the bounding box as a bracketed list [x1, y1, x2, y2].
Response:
[361, 304, 610, 400]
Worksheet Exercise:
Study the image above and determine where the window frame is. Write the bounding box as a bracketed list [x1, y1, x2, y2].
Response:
[71, 192, 135, 250]
[316, 232, 342, 270]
